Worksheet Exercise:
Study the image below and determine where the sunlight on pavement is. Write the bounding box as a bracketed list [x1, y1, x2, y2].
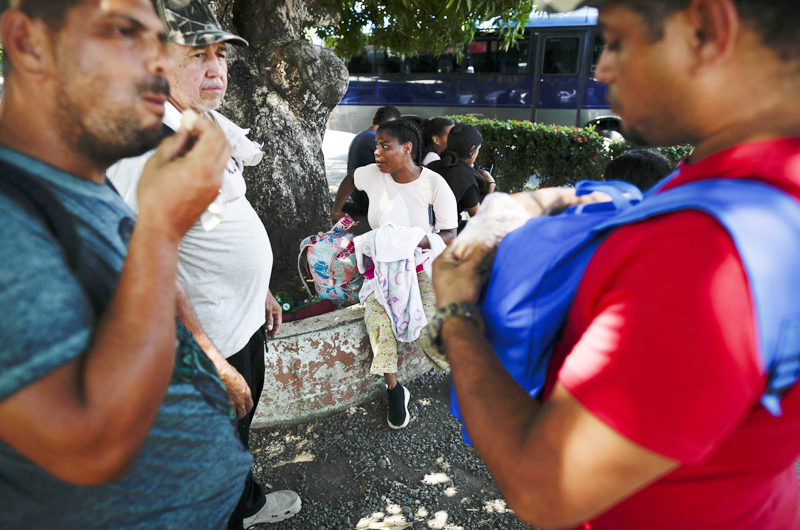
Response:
[483, 498, 509, 513]
[423, 472, 452, 485]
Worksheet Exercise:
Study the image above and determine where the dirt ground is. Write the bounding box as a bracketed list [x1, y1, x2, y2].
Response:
[247, 370, 537, 530]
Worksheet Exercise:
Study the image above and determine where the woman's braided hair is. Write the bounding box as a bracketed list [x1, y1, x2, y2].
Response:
[421, 117, 455, 159]
[377, 119, 424, 166]
[439, 123, 483, 168]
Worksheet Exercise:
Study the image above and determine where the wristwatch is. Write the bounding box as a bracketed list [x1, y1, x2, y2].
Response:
[424, 302, 485, 368]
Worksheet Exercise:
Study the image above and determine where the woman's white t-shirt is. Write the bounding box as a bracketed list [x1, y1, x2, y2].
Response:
[354, 164, 458, 232]
[422, 151, 440, 166]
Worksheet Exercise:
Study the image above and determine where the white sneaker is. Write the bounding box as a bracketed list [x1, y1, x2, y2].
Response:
[243, 490, 301, 528]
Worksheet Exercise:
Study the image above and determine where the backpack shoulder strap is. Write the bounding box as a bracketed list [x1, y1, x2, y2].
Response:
[297, 240, 318, 299]
[0, 159, 82, 273]
[597, 179, 800, 416]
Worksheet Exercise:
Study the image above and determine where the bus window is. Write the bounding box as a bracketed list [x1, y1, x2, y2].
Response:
[348, 47, 375, 74]
[376, 49, 403, 74]
[436, 46, 461, 73]
[463, 41, 488, 74]
[406, 53, 438, 74]
[542, 37, 580, 75]
[590, 34, 605, 74]
[406, 46, 462, 74]
[492, 40, 530, 74]
[462, 38, 529, 74]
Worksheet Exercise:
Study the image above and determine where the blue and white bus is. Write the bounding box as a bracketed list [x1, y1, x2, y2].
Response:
[328, 7, 619, 136]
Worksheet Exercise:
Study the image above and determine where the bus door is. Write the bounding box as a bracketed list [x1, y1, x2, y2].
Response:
[532, 32, 586, 127]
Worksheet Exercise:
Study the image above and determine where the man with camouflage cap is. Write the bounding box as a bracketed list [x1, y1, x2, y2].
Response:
[108, 0, 301, 528]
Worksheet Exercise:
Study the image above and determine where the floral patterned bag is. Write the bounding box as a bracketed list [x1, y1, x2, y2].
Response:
[298, 215, 364, 306]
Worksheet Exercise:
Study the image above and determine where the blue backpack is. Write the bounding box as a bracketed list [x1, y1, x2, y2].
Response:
[451, 176, 800, 444]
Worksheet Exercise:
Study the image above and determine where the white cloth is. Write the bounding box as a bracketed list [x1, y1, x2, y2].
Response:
[354, 164, 458, 232]
[355, 224, 428, 342]
[449, 192, 531, 261]
[422, 151, 440, 166]
[160, 103, 264, 231]
[107, 102, 272, 357]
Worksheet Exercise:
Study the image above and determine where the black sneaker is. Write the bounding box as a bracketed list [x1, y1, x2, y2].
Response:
[386, 383, 411, 429]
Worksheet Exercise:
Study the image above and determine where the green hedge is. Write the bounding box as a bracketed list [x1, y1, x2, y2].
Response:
[445, 116, 692, 191]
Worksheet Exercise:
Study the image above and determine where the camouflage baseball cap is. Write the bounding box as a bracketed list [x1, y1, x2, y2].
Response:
[156, 0, 249, 48]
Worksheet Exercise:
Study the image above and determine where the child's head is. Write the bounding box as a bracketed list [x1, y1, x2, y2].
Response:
[604, 150, 675, 191]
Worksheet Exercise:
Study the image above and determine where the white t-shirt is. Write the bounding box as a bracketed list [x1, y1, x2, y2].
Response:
[422, 151, 440, 166]
[107, 104, 273, 358]
[354, 164, 458, 232]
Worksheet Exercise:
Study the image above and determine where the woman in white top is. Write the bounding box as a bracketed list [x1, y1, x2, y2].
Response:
[333, 120, 458, 429]
[420, 117, 454, 166]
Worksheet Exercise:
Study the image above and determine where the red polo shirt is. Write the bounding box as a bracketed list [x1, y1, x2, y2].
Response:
[546, 138, 800, 529]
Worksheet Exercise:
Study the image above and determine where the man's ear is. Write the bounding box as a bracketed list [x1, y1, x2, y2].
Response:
[685, 0, 739, 70]
[0, 9, 56, 79]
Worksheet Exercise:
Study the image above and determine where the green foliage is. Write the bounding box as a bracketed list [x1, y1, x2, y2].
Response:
[316, 0, 538, 59]
[448, 116, 692, 191]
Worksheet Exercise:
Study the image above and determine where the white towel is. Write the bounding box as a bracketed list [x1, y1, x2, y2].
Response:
[164, 103, 263, 231]
[355, 224, 428, 342]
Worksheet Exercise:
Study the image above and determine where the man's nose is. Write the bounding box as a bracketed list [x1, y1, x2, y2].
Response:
[594, 49, 613, 84]
[150, 38, 176, 77]
[206, 55, 225, 77]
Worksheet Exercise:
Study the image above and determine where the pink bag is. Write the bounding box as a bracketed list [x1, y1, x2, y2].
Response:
[298, 215, 364, 306]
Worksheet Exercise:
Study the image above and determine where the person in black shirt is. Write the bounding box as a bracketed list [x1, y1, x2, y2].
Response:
[427, 123, 496, 231]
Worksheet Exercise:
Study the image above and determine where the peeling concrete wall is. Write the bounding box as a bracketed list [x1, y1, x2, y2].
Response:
[253, 305, 433, 428]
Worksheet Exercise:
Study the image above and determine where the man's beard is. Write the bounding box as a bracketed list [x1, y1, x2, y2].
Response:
[607, 92, 653, 147]
[73, 117, 168, 168]
[620, 123, 652, 147]
[56, 75, 171, 169]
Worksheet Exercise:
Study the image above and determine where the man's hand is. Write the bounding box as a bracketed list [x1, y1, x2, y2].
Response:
[332, 209, 346, 221]
[265, 290, 283, 338]
[174, 283, 251, 419]
[216, 361, 253, 420]
[136, 118, 231, 241]
[432, 238, 497, 308]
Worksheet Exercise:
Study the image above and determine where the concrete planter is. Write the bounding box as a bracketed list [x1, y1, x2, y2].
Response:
[252, 304, 432, 428]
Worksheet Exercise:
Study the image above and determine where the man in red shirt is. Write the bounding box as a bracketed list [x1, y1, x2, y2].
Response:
[430, 0, 800, 528]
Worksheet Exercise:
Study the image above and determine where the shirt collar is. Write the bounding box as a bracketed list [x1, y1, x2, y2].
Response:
[661, 137, 800, 196]
[163, 102, 183, 131]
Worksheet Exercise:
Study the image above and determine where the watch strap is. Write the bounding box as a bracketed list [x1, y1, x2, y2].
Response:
[423, 302, 485, 371]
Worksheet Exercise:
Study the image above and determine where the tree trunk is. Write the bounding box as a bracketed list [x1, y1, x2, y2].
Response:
[211, 0, 348, 287]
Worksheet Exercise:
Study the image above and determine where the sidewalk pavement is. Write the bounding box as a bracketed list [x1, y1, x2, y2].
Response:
[323, 129, 355, 195]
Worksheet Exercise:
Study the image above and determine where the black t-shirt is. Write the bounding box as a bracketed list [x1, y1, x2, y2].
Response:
[346, 129, 377, 211]
[427, 160, 486, 214]
[347, 129, 377, 173]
